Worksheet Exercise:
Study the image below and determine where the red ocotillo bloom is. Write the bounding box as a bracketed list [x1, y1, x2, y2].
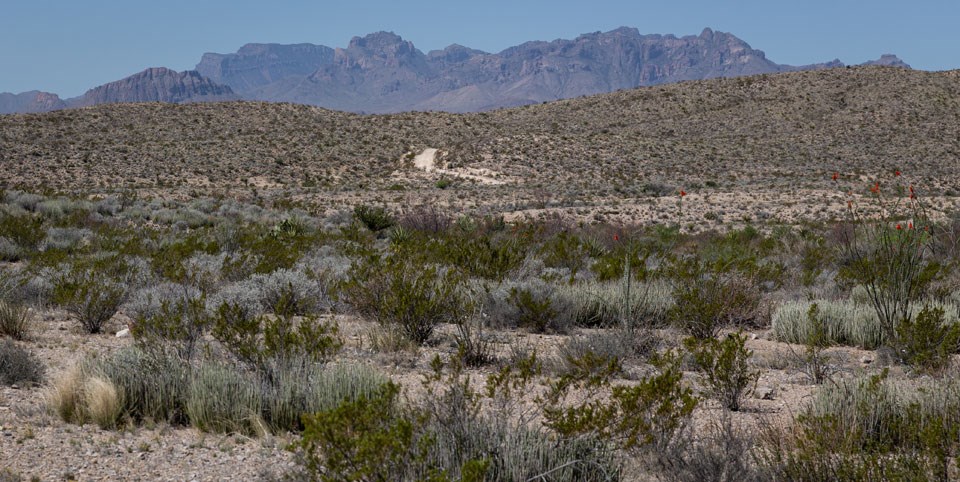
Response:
[832, 172, 839, 181]
[870, 182, 880, 194]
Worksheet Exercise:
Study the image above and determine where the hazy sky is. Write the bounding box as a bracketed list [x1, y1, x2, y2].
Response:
[2, 0, 957, 97]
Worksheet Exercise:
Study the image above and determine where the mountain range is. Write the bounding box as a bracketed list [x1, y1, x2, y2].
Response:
[0, 27, 910, 114]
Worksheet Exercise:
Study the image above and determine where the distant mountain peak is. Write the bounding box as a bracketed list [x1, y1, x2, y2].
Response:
[348, 31, 408, 50]
[862, 54, 911, 68]
[68, 67, 237, 108]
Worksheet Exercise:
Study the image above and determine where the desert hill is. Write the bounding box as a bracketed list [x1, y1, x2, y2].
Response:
[1, 66, 957, 226]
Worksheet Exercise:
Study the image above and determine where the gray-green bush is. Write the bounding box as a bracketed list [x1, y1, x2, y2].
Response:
[560, 279, 674, 328]
[773, 299, 960, 349]
[0, 339, 44, 386]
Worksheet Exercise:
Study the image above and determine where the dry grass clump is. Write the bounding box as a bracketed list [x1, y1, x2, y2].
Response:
[0, 300, 31, 340]
[83, 376, 123, 429]
[47, 364, 89, 424]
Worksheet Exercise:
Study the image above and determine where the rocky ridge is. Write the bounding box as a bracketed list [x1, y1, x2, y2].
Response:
[67, 67, 239, 108]
[2, 27, 912, 114]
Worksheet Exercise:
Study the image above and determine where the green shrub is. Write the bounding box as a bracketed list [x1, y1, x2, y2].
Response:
[294, 382, 445, 481]
[0, 213, 44, 259]
[342, 255, 465, 345]
[667, 256, 763, 339]
[538, 231, 590, 276]
[509, 285, 560, 333]
[433, 234, 527, 281]
[0, 339, 44, 386]
[212, 298, 342, 375]
[795, 303, 833, 384]
[685, 332, 759, 411]
[542, 348, 698, 455]
[149, 232, 220, 282]
[354, 204, 396, 233]
[132, 297, 210, 361]
[0, 300, 30, 340]
[53, 260, 127, 334]
[895, 305, 960, 372]
[292, 355, 619, 481]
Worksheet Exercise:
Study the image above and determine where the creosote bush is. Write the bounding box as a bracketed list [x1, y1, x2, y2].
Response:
[667, 256, 763, 339]
[53, 258, 128, 334]
[342, 254, 466, 345]
[895, 305, 960, 372]
[212, 296, 342, 375]
[684, 332, 758, 411]
[542, 348, 698, 458]
[292, 353, 620, 481]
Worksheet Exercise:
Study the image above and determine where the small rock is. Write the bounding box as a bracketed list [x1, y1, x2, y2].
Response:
[116, 328, 131, 338]
[860, 355, 874, 364]
[787, 373, 809, 385]
[755, 385, 775, 400]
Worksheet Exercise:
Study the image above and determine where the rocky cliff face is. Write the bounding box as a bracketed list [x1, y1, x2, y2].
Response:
[195, 43, 335, 92]
[67, 68, 238, 108]
[0, 91, 66, 114]
[2, 27, 913, 115]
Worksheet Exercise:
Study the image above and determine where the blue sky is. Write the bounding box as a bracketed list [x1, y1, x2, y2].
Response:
[2, 0, 957, 97]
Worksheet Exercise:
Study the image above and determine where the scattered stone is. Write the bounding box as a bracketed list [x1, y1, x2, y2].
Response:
[860, 355, 874, 364]
[755, 385, 775, 400]
[115, 328, 131, 338]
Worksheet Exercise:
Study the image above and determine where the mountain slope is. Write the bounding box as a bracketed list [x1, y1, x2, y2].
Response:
[2, 27, 913, 115]
[0, 91, 66, 114]
[66, 68, 239, 107]
[197, 28, 910, 113]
